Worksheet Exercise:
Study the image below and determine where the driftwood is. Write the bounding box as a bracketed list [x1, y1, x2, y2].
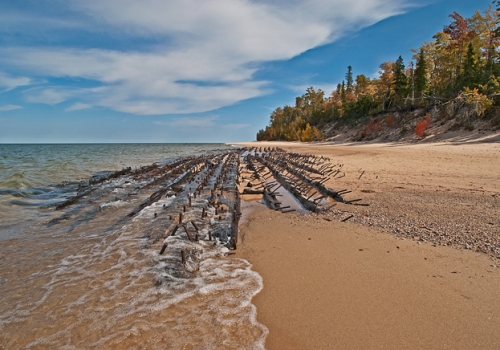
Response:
[341, 214, 354, 222]
[243, 188, 264, 195]
[159, 243, 168, 255]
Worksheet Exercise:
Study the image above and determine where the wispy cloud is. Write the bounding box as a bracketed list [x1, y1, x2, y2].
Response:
[0, 104, 22, 112]
[66, 102, 91, 111]
[0, 72, 31, 91]
[24, 87, 76, 105]
[0, 0, 413, 115]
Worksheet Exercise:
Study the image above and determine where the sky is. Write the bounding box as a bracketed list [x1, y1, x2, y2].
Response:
[0, 0, 496, 143]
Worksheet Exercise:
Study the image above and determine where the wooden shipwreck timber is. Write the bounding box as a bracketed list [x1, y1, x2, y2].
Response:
[47, 147, 364, 276]
[241, 147, 365, 212]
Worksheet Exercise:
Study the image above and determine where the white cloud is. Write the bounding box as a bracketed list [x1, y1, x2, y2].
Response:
[24, 87, 76, 105]
[0, 72, 31, 91]
[0, 104, 22, 111]
[0, 0, 412, 115]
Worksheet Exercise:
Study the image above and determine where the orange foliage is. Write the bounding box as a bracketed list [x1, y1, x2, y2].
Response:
[415, 114, 431, 137]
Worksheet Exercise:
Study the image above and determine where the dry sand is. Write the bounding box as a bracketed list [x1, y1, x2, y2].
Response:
[234, 140, 500, 350]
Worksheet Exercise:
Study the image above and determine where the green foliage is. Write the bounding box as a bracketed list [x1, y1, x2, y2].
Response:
[459, 42, 481, 90]
[414, 48, 427, 96]
[345, 66, 354, 94]
[393, 56, 408, 104]
[346, 95, 375, 118]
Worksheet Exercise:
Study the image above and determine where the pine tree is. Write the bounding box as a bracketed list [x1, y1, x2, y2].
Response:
[460, 42, 480, 89]
[341, 81, 347, 105]
[414, 48, 427, 97]
[393, 56, 408, 101]
[345, 66, 354, 94]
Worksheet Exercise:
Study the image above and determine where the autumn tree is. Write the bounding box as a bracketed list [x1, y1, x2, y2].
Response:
[468, 5, 500, 87]
[377, 61, 395, 110]
[443, 11, 477, 93]
[355, 74, 371, 96]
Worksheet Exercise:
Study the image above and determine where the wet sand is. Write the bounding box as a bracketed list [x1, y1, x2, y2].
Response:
[234, 141, 500, 349]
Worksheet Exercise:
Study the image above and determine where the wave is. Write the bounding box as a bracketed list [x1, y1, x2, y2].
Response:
[0, 151, 268, 348]
[1, 185, 78, 211]
[0, 172, 36, 190]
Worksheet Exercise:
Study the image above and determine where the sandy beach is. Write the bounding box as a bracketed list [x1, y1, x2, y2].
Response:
[234, 140, 500, 349]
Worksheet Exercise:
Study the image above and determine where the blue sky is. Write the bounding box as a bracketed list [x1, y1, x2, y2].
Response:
[0, 0, 495, 143]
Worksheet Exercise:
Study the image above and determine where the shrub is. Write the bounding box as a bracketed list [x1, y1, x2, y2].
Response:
[300, 123, 323, 142]
[415, 113, 431, 137]
[461, 88, 492, 117]
[362, 116, 383, 137]
[385, 114, 395, 127]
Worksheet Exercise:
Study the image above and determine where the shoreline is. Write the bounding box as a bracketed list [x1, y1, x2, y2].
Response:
[234, 140, 500, 349]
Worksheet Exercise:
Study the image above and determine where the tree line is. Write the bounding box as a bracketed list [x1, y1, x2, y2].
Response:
[257, 4, 500, 141]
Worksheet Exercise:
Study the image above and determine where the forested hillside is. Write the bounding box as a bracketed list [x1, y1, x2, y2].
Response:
[257, 4, 500, 142]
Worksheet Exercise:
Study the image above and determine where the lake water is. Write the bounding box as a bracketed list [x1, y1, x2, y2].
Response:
[0, 143, 268, 349]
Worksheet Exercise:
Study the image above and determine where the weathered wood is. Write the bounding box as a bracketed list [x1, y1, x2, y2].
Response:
[325, 203, 337, 210]
[182, 224, 193, 241]
[319, 177, 330, 184]
[341, 214, 354, 222]
[306, 191, 317, 201]
[270, 184, 282, 194]
[190, 220, 200, 232]
[345, 198, 362, 204]
[159, 243, 168, 255]
[313, 195, 328, 203]
[171, 225, 179, 236]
